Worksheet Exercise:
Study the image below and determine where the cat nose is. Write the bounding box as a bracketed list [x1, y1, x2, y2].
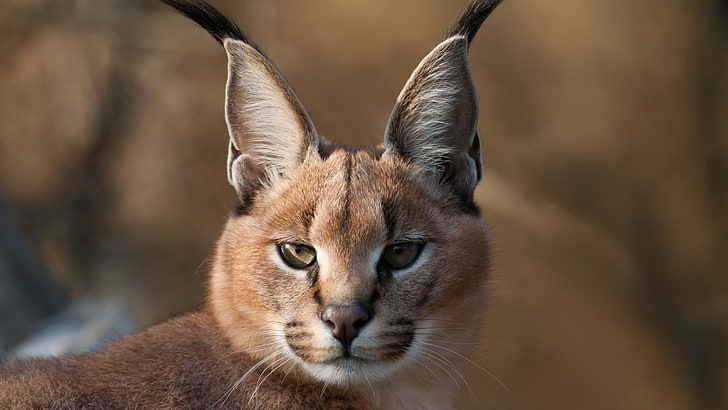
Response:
[320, 303, 372, 348]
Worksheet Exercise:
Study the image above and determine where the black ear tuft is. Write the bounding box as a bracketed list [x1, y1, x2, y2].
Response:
[447, 0, 505, 45]
[159, 0, 247, 45]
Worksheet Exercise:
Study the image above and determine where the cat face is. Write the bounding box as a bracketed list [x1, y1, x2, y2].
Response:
[211, 149, 490, 384]
[168, 0, 502, 387]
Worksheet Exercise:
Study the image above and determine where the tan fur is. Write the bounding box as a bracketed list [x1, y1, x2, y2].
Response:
[210, 150, 491, 408]
[0, 0, 502, 408]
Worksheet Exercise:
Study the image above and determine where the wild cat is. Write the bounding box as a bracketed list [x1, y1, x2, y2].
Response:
[0, 0, 504, 408]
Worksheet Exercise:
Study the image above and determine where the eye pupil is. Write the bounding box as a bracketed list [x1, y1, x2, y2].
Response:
[279, 243, 316, 269]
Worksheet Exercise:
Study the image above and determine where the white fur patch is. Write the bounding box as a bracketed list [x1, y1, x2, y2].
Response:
[384, 35, 478, 181]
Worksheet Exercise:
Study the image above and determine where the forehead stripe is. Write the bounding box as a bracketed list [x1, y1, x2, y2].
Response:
[380, 197, 398, 242]
[339, 152, 353, 232]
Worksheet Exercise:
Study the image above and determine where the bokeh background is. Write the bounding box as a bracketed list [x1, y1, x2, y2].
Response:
[1, 0, 726, 408]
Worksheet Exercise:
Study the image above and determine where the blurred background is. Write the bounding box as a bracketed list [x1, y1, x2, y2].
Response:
[0, 0, 726, 408]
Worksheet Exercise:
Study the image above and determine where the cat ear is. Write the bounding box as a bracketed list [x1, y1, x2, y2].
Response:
[383, 0, 503, 204]
[383, 36, 480, 201]
[223, 39, 320, 205]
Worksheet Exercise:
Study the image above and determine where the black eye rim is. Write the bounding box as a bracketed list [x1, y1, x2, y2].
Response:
[278, 243, 317, 269]
[380, 241, 426, 271]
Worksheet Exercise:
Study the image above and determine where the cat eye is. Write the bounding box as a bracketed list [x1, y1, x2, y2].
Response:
[381, 242, 424, 270]
[279, 243, 317, 269]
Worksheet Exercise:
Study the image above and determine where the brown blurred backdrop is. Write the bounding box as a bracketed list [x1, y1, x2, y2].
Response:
[1, 0, 726, 408]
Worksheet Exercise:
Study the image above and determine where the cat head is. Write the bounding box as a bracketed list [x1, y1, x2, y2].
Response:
[162, 0, 502, 387]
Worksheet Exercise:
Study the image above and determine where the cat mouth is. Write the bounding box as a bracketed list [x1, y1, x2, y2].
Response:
[286, 342, 377, 365]
[319, 353, 371, 365]
[286, 340, 412, 369]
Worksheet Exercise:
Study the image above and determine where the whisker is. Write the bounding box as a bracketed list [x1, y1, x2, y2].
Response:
[415, 325, 474, 331]
[418, 346, 476, 402]
[415, 349, 460, 389]
[416, 332, 480, 346]
[194, 258, 210, 276]
[320, 379, 331, 401]
[493, 340, 522, 354]
[409, 354, 446, 387]
[215, 350, 285, 408]
[231, 310, 289, 327]
[218, 338, 282, 362]
[363, 373, 376, 401]
[415, 327, 479, 338]
[417, 318, 465, 324]
[420, 341, 510, 393]
[280, 358, 297, 385]
[249, 354, 291, 405]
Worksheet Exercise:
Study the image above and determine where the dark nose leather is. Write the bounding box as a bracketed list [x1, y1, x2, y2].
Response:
[320, 303, 372, 349]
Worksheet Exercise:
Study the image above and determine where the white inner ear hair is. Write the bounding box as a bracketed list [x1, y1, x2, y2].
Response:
[387, 35, 476, 174]
[224, 39, 310, 180]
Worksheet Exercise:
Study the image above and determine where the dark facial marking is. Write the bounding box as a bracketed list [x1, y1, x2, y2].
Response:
[307, 264, 320, 286]
[415, 278, 438, 309]
[312, 288, 323, 306]
[340, 153, 353, 230]
[380, 197, 399, 243]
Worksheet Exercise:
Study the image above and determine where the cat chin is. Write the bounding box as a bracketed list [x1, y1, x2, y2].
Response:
[296, 356, 402, 386]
